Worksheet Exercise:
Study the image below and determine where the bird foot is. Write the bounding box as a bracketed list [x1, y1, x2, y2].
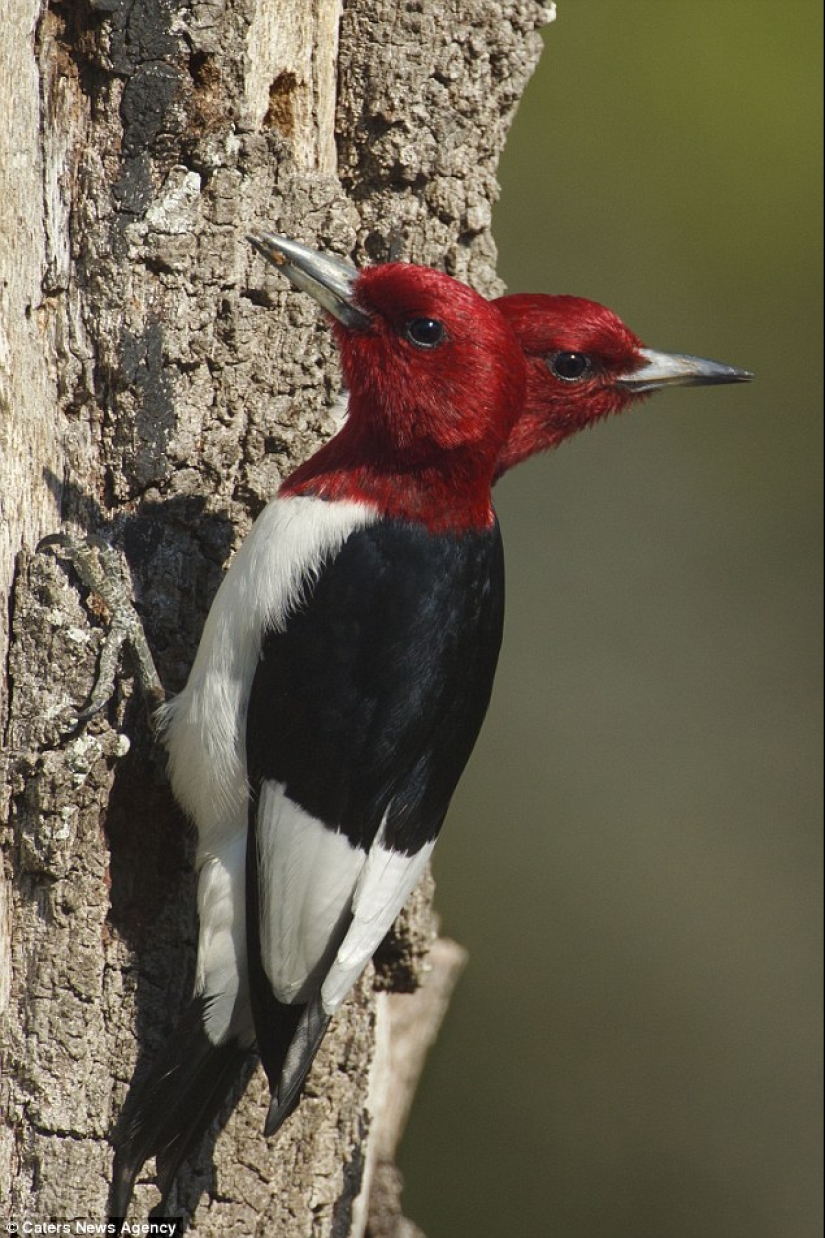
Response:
[38, 532, 166, 723]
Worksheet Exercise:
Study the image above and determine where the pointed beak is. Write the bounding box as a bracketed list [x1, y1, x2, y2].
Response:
[247, 230, 371, 331]
[618, 348, 754, 394]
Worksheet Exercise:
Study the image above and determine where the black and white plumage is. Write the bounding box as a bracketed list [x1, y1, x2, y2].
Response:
[110, 234, 527, 1216]
[246, 514, 505, 1130]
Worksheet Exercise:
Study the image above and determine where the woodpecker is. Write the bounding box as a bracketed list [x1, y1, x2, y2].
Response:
[110, 235, 527, 1216]
[109, 242, 751, 1218]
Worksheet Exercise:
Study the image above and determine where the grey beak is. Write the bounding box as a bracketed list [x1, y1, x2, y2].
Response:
[248, 230, 371, 331]
[618, 347, 753, 393]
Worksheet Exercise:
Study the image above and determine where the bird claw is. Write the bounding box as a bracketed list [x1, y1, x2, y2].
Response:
[38, 532, 166, 722]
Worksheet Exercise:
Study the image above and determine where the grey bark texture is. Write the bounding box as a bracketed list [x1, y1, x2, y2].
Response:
[0, 0, 549, 1231]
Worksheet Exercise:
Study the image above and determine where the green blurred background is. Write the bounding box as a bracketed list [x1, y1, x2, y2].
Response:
[400, 3, 823, 1236]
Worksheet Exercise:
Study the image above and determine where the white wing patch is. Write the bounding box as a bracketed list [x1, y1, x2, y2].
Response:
[321, 830, 436, 1014]
[256, 784, 436, 1017]
[256, 780, 366, 1004]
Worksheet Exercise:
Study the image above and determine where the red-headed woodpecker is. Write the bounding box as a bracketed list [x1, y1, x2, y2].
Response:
[110, 236, 527, 1216]
[110, 243, 751, 1219]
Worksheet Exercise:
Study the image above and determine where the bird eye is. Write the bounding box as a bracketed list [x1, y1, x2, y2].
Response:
[548, 352, 591, 381]
[405, 318, 446, 349]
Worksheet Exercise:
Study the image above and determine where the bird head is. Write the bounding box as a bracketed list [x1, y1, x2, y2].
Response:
[249, 231, 526, 529]
[493, 293, 752, 478]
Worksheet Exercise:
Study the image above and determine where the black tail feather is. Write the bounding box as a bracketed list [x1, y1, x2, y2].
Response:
[110, 997, 252, 1220]
[264, 995, 331, 1137]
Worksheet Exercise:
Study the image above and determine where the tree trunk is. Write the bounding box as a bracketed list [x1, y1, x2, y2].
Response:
[0, 1, 548, 1231]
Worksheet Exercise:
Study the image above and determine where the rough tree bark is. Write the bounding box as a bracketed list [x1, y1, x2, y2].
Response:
[0, 1, 550, 1231]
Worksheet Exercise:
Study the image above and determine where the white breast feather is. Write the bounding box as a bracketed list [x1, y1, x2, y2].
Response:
[195, 827, 254, 1046]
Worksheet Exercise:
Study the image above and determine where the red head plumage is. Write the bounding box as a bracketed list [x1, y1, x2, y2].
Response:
[282, 261, 527, 530]
[247, 234, 751, 502]
[494, 293, 751, 478]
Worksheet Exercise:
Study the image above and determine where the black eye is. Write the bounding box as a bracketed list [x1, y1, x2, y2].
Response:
[548, 351, 591, 381]
[405, 318, 446, 349]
